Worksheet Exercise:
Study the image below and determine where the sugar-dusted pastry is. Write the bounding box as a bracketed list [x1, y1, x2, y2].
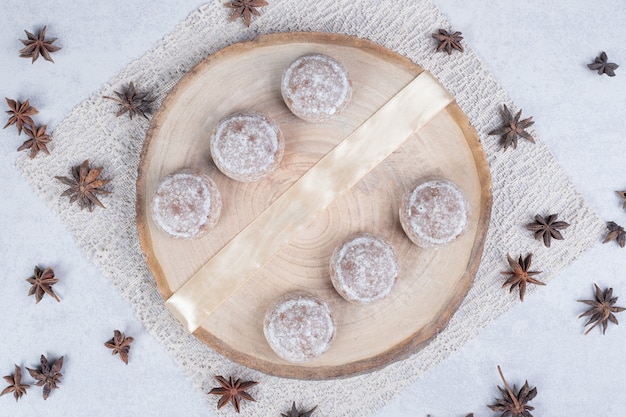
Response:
[263, 291, 335, 363]
[281, 54, 352, 122]
[330, 233, 399, 304]
[151, 169, 222, 239]
[210, 111, 284, 182]
[400, 178, 469, 249]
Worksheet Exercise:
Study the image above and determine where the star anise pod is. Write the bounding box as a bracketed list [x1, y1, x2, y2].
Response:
[578, 283, 625, 335]
[603, 221, 625, 248]
[19, 26, 61, 63]
[282, 402, 318, 417]
[488, 105, 535, 150]
[18, 124, 51, 159]
[103, 82, 154, 120]
[26, 355, 63, 400]
[26, 266, 60, 303]
[225, 0, 268, 27]
[432, 29, 464, 55]
[1, 365, 30, 402]
[104, 330, 134, 364]
[209, 375, 258, 413]
[55, 159, 112, 211]
[489, 366, 537, 417]
[4, 97, 38, 135]
[525, 214, 569, 248]
[587, 51, 618, 77]
[616, 190, 626, 210]
[501, 253, 544, 301]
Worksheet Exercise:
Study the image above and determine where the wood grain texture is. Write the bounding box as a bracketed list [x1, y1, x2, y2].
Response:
[136, 32, 492, 379]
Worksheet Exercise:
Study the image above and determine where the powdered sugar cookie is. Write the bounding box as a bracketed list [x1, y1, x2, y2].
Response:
[281, 54, 352, 122]
[330, 234, 399, 304]
[151, 169, 222, 239]
[210, 111, 284, 182]
[400, 178, 469, 249]
[263, 291, 335, 363]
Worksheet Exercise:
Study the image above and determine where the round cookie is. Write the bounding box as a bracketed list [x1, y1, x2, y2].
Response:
[281, 54, 352, 122]
[263, 291, 335, 363]
[151, 169, 222, 239]
[399, 178, 469, 249]
[330, 234, 399, 304]
[210, 111, 284, 182]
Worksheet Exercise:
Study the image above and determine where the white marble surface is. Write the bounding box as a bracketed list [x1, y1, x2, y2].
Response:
[1, 1, 625, 416]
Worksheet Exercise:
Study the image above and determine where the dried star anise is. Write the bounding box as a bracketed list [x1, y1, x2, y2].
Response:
[1, 365, 30, 402]
[19, 26, 62, 63]
[209, 375, 258, 413]
[525, 214, 569, 248]
[103, 82, 154, 120]
[432, 29, 464, 55]
[225, 0, 268, 27]
[18, 124, 51, 159]
[603, 221, 625, 248]
[578, 283, 625, 335]
[489, 366, 537, 417]
[26, 266, 60, 303]
[4, 97, 38, 135]
[488, 105, 535, 150]
[282, 401, 318, 417]
[104, 330, 134, 364]
[55, 159, 112, 211]
[587, 51, 618, 77]
[501, 253, 544, 301]
[26, 355, 63, 400]
[616, 190, 626, 210]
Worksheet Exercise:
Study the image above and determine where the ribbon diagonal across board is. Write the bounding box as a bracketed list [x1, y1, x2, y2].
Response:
[166, 71, 453, 332]
[136, 32, 492, 379]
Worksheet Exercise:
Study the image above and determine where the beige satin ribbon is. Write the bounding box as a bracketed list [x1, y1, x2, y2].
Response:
[166, 71, 453, 332]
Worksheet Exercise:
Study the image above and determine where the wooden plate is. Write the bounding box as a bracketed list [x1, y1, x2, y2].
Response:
[137, 32, 492, 379]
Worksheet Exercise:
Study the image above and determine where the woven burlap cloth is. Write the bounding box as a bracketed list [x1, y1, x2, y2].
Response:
[17, 1, 603, 416]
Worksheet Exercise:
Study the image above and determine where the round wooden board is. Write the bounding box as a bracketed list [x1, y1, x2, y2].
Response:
[137, 32, 492, 379]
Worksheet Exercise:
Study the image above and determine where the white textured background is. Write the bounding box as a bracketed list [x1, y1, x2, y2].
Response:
[1, 1, 625, 416]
